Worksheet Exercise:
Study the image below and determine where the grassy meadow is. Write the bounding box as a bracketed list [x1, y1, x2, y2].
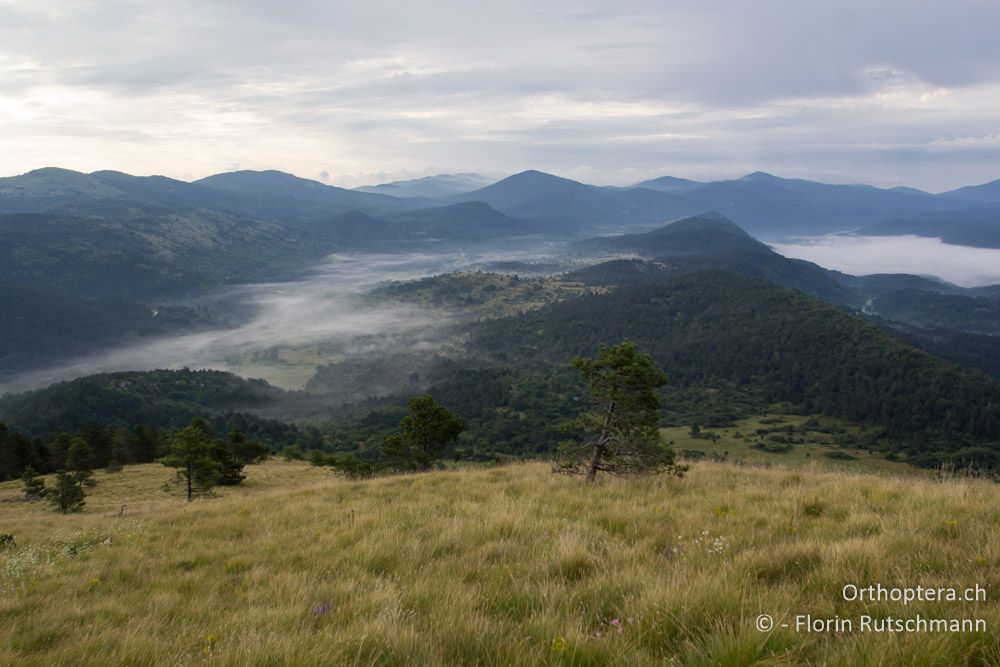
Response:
[662, 414, 925, 476]
[1, 459, 997, 666]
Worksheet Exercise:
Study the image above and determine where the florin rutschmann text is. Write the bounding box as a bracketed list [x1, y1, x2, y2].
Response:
[756, 584, 989, 634]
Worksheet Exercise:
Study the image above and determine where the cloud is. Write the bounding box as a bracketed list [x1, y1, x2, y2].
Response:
[2, 1, 1000, 189]
[772, 235, 1000, 288]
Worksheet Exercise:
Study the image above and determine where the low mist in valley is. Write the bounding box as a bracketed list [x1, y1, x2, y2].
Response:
[772, 234, 1000, 287]
[0, 250, 553, 397]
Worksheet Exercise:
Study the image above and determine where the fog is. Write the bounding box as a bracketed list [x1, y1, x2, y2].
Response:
[771, 235, 1000, 288]
[0, 251, 550, 396]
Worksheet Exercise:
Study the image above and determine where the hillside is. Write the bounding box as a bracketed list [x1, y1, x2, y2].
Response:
[568, 215, 855, 303]
[857, 209, 1000, 248]
[943, 177, 1000, 205]
[569, 215, 1000, 334]
[195, 170, 413, 221]
[0, 369, 292, 440]
[0, 461, 996, 665]
[473, 270, 1000, 468]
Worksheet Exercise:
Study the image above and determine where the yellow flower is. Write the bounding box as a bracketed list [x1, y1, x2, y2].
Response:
[551, 636, 567, 653]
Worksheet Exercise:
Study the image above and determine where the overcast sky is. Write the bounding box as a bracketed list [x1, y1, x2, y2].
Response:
[2, 0, 999, 190]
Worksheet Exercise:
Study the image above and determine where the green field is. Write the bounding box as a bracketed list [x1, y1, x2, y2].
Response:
[231, 345, 341, 390]
[664, 414, 927, 476]
[1, 460, 997, 666]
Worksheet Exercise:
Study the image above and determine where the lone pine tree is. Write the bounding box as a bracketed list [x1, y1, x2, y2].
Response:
[161, 419, 221, 501]
[566, 339, 681, 482]
[382, 396, 465, 470]
[49, 471, 85, 513]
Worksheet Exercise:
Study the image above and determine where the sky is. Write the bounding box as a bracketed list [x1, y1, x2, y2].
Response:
[2, 0, 1000, 190]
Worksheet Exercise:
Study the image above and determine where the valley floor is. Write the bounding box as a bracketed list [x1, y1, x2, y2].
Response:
[0, 460, 997, 666]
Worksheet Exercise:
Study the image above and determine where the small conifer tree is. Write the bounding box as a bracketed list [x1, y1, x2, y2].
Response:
[22, 466, 46, 501]
[66, 437, 96, 487]
[161, 419, 223, 501]
[49, 470, 86, 513]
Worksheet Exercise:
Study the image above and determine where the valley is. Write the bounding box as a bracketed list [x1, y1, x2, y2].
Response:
[6, 5, 1000, 664]
[2, 168, 1000, 666]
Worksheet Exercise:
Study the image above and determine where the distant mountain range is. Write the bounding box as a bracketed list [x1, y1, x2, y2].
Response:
[355, 173, 492, 199]
[6, 165, 1000, 240]
[3, 164, 1000, 377]
[448, 169, 1000, 238]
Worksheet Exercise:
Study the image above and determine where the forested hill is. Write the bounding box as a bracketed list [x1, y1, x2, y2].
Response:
[567, 214, 855, 303]
[473, 270, 1000, 468]
[566, 215, 1000, 337]
[0, 369, 296, 441]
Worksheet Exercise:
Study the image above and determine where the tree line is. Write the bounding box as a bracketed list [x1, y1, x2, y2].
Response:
[0, 417, 266, 483]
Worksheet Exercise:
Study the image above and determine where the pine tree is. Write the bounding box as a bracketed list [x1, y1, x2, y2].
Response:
[382, 396, 465, 471]
[49, 471, 85, 513]
[66, 437, 95, 487]
[160, 419, 221, 501]
[227, 426, 269, 464]
[564, 339, 683, 482]
[211, 441, 246, 486]
[22, 466, 46, 501]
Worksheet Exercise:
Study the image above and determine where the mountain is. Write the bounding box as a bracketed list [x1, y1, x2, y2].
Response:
[452, 170, 605, 210]
[450, 170, 683, 232]
[0, 204, 303, 372]
[473, 269, 1000, 468]
[570, 212, 757, 256]
[449, 169, 980, 237]
[568, 213, 854, 302]
[355, 173, 491, 199]
[195, 169, 416, 221]
[856, 209, 1000, 248]
[669, 172, 953, 235]
[942, 177, 1000, 205]
[629, 175, 704, 193]
[309, 202, 540, 248]
[383, 201, 538, 239]
[0, 167, 427, 222]
[567, 214, 1000, 337]
[0, 167, 255, 215]
[0, 167, 124, 213]
[890, 186, 931, 196]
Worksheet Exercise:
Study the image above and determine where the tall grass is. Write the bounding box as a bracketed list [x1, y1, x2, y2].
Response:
[1, 460, 996, 665]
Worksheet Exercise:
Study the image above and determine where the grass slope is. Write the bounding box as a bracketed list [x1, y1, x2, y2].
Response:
[1, 461, 997, 666]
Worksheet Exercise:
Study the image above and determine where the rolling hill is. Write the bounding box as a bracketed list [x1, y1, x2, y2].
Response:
[0, 368, 295, 440]
[473, 269, 1000, 468]
[568, 214, 1000, 335]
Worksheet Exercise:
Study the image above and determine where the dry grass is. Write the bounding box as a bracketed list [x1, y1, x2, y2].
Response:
[1, 460, 997, 665]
